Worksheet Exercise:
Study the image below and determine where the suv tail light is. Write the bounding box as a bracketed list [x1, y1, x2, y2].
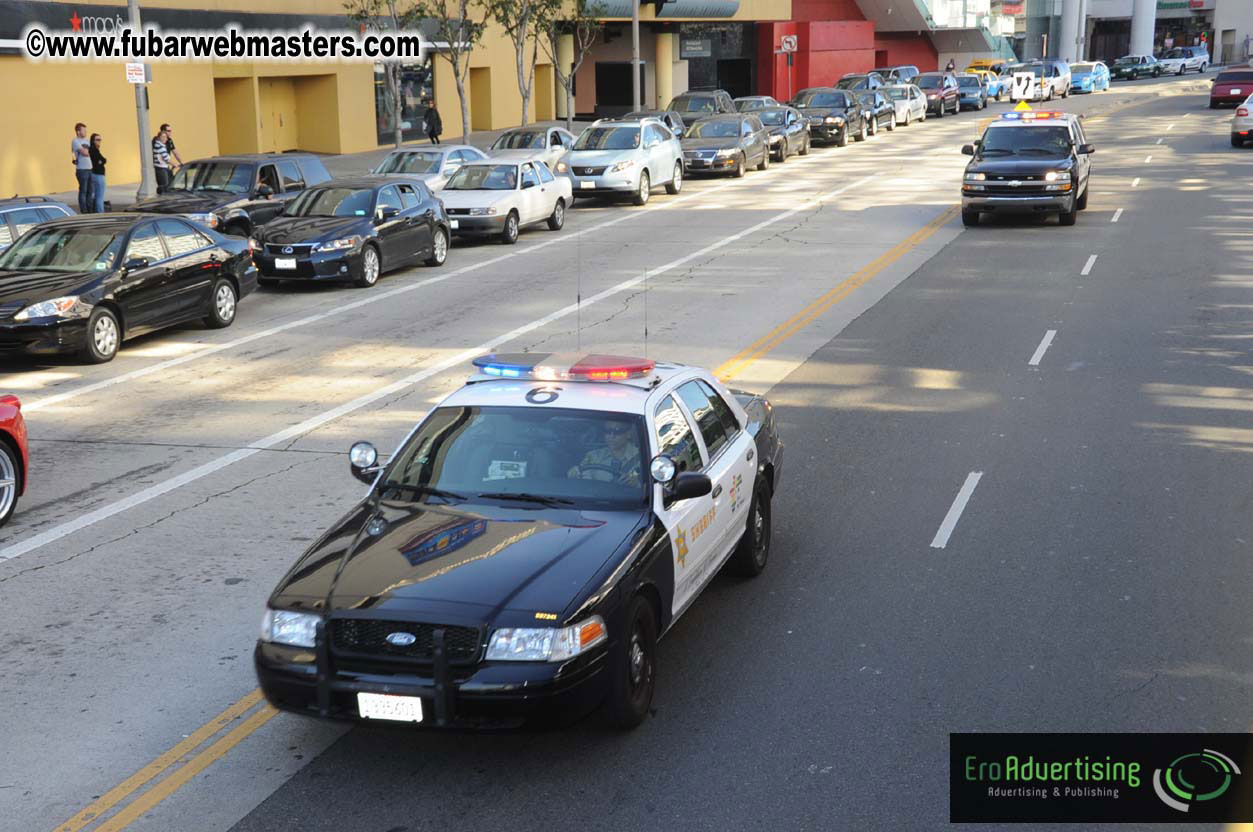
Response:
[1239, 107, 1249, 116]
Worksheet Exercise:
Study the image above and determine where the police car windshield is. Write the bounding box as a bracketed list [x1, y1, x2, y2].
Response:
[979, 125, 1072, 156]
[373, 151, 442, 174]
[379, 406, 650, 509]
[0, 226, 123, 272]
[286, 188, 375, 218]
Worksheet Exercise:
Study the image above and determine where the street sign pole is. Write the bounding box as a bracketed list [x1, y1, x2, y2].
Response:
[631, 0, 641, 112]
[129, 0, 155, 200]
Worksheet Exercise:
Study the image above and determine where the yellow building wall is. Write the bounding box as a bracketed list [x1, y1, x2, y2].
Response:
[214, 76, 260, 154]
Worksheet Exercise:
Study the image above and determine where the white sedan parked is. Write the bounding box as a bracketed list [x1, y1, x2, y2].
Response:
[1231, 93, 1253, 147]
[882, 84, 927, 126]
[439, 157, 573, 244]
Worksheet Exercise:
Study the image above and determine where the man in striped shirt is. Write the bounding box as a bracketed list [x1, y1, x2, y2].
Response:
[152, 125, 172, 193]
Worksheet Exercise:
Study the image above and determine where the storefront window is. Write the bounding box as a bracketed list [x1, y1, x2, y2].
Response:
[374, 58, 435, 145]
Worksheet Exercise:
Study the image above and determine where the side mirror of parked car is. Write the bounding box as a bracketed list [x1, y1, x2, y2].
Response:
[961, 144, 975, 155]
[521, 180, 536, 189]
[1078, 143, 1096, 154]
[123, 256, 150, 271]
[376, 205, 400, 222]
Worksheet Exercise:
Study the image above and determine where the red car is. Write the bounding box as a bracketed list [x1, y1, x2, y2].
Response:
[1211, 67, 1253, 108]
[0, 394, 28, 528]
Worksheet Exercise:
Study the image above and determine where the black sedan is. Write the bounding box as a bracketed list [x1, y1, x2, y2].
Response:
[857, 91, 897, 135]
[681, 114, 771, 177]
[0, 214, 256, 363]
[251, 177, 450, 289]
[791, 87, 867, 146]
[757, 106, 811, 161]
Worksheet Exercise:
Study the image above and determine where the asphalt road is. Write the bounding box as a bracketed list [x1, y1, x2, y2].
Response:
[0, 74, 1245, 832]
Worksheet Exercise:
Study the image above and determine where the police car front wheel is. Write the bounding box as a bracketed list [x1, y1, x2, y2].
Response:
[605, 594, 658, 729]
[729, 478, 772, 577]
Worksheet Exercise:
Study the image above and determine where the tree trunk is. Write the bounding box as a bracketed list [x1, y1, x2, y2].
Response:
[391, 64, 404, 148]
[454, 62, 472, 140]
[565, 82, 574, 133]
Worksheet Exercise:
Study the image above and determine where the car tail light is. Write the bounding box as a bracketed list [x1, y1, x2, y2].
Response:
[1238, 107, 1249, 116]
[0, 394, 20, 410]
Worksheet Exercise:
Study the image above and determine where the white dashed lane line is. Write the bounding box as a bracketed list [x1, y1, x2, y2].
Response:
[1081, 254, 1098, 276]
[1111, 208, 1124, 223]
[1144, 155, 1153, 163]
[1132, 177, 1141, 187]
[930, 472, 984, 550]
[1028, 330, 1057, 367]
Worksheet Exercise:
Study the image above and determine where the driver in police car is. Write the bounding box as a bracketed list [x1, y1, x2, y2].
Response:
[568, 421, 642, 485]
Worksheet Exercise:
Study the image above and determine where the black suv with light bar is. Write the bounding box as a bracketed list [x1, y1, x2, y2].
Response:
[960, 111, 1094, 227]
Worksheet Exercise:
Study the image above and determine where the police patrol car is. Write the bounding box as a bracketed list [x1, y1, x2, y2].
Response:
[255, 354, 783, 730]
[960, 110, 1095, 227]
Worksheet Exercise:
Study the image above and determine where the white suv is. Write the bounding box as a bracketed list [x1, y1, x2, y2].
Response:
[1157, 45, 1210, 76]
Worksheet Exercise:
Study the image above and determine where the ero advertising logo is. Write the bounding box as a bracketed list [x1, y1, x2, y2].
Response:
[950, 733, 1253, 823]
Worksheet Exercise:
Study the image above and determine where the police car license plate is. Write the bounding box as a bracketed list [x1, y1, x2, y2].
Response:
[580, 181, 595, 189]
[450, 219, 459, 229]
[357, 692, 423, 722]
[274, 257, 296, 269]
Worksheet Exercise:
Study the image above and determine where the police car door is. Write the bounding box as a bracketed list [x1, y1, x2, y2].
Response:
[673, 380, 758, 577]
[651, 392, 717, 616]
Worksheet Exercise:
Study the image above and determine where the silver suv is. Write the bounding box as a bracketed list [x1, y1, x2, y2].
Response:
[563, 117, 684, 206]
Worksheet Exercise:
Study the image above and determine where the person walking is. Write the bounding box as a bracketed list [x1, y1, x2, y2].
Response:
[152, 125, 173, 194]
[945, 58, 956, 74]
[72, 122, 92, 213]
[425, 99, 442, 145]
[160, 123, 184, 169]
[88, 133, 107, 214]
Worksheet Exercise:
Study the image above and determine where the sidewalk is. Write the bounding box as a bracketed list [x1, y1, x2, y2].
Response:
[43, 118, 595, 210]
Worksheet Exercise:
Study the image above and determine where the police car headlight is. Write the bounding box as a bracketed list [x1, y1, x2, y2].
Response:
[261, 608, 319, 647]
[486, 616, 607, 662]
[184, 212, 219, 229]
[314, 235, 362, 252]
[13, 296, 84, 321]
[1044, 171, 1071, 182]
[964, 172, 986, 182]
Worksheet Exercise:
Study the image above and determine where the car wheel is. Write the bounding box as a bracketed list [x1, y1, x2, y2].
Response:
[355, 243, 382, 285]
[775, 143, 786, 163]
[961, 208, 980, 227]
[0, 441, 18, 529]
[868, 117, 877, 137]
[799, 135, 810, 155]
[1178, 65, 1185, 76]
[604, 594, 657, 730]
[499, 211, 520, 244]
[80, 306, 120, 364]
[546, 198, 565, 231]
[855, 120, 867, 141]
[836, 125, 849, 146]
[902, 111, 910, 126]
[733, 153, 746, 177]
[1076, 185, 1089, 210]
[888, 113, 897, 131]
[1232, 134, 1245, 147]
[665, 161, 682, 194]
[757, 147, 769, 171]
[1200, 63, 1208, 73]
[203, 278, 237, 329]
[729, 478, 772, 577]
[425, 226, 449, 266]
[633, 170, 651, 205]
[1058, 202, 1078, 226]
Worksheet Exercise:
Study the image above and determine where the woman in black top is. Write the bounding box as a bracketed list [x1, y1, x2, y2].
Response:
[88, 133, 107, 214]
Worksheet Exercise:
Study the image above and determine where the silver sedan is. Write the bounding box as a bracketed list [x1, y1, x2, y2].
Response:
[371, 144, 488, 191]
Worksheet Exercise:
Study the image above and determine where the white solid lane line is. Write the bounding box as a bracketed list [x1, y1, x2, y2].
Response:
[1028, 329, 1058, 367]
[1111, 208, 1124, 223]
[1081, 254, 1098, 276]
[1132, 177, 1141, 187]
[0, 175, 879, 562]
[930, 472, 984, 549]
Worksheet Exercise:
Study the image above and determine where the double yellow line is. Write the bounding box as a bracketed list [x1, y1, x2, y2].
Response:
[52, 202, 962, 832]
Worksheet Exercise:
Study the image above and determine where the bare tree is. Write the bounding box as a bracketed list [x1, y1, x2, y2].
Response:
[487, 0, 544, 128]
[413, 0, 490, 140]
[537, 0, 603, 133]
[345, 0, 420, 149]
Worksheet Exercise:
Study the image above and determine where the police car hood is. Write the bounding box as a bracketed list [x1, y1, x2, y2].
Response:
[278, 500, 645, 618]
[969, 156, 1073, 175]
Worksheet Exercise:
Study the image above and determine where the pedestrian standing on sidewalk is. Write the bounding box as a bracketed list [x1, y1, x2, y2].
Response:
[161, 123, 184, 169]
[152, 125, 173, 194]
[71, 122, 92, 213]
[88, 133, 107, 214]
[425, 99, 442, 145]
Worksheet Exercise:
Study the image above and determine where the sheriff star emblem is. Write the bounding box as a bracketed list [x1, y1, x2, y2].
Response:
[674, 528, 689, 568]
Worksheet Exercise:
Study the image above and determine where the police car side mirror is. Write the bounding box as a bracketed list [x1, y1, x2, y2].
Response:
[961, 144, 975, 156]
[349, 441, 382, 485]
[1077, 143, 1096, 155]
[670, 472, 713, 503]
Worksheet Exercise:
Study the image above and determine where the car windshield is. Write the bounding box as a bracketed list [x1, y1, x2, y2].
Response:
[493, 131, 546, 150]
[885, 87, 910, 100]
[836, 77, 868, 90]
[916, 75, 945, 89]
[373, 151, 442, 174]
[286, 187, 375, 218]
[0, 226, 123, 272]
[758, 109, 787, 125]
[574, 126, 641, 150]
[1113, 57, 1138, 65]
[1009, 64, 1044, 74]
[736, 99, 767, 110]
[1164, 48, 1187, 59]
[444, 165, 518, 190]
[958, 76, 982, 88]
[670, 96, 717, 113]
[379, 406, 649, 509]
[167, 162, 252, 194]
[1071, 63, 1095, 73]
[685, 120, 741, 138]
[979, 125, 1073, 156]
[794, 91, 848, 108]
